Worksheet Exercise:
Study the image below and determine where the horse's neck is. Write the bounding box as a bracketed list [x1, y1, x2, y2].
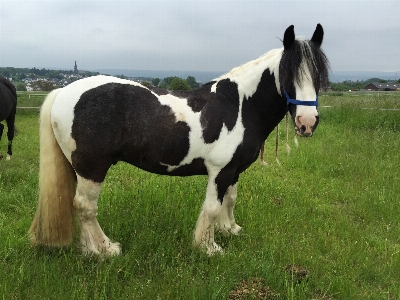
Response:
[217, 48, 286, 140]
[214, 48, 283, 102]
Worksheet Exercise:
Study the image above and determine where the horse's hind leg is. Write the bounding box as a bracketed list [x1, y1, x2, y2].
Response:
[74, 175, 121, 256]
[5, 108, 16, 160]
[216, 183, 242, 235]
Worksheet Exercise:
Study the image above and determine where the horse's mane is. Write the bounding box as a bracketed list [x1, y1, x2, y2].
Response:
[279, 38, 330, 93]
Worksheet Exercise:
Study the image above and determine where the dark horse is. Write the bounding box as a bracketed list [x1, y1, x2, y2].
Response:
[0, 77, 17, 160]
[29, 24, 329, 256]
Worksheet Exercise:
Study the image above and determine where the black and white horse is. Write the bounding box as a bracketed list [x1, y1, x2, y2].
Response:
[0, 77, 17, 160]
[29, 24, 329, 256]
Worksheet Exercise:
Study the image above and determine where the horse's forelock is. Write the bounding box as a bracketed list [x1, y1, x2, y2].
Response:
[279, 39, 330, 93]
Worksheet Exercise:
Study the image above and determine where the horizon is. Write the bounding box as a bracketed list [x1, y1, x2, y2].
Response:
[2, 65, 399, 83]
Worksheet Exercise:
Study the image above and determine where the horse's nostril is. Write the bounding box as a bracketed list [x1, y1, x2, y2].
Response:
[300, 125, 306, 133]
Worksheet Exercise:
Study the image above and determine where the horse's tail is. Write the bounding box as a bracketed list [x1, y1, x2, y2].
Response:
[29, 89, 77, 247]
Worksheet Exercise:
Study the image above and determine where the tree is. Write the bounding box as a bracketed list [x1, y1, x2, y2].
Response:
[163, 76, 178, 86]
[159, 81, 168, 89]
[168, 77, 191, 91]
[140, 81, 152, 88]
[2, 70, 10, 78]
[186, 76, 199, 89]
[152, 78, 160, 87]
[16, 82, 26, 91]
[32, 80, 57, 91]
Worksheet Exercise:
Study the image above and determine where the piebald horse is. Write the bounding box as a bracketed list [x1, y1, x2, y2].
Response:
[29, 24, 329, 256]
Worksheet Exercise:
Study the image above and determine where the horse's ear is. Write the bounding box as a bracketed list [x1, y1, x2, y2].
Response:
[311, 24, 324, 47]
[283, 25, 295, 50]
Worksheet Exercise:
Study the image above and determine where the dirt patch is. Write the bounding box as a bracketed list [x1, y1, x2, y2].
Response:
[227, 277, 280, 300]
[285, 265, 309, 283]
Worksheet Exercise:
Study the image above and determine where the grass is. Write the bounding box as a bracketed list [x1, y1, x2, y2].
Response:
[1, 91, 400, 299]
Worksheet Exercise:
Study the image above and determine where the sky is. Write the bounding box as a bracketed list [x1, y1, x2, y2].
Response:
[0, 0, 399, 76]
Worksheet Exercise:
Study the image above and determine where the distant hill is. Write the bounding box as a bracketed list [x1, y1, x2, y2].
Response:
[329, 71, 400, 83]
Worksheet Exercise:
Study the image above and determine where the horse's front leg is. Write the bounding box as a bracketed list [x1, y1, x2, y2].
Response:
[6, 110, 16, 160]
[6, 140, 12, 160]
[216, 183, 242, 235]
[194, 173, 224, 255]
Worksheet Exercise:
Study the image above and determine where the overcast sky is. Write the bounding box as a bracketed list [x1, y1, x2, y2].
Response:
[0, 0, 399, 75]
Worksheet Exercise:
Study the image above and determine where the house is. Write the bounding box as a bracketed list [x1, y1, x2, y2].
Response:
[364, 82, 399, 91]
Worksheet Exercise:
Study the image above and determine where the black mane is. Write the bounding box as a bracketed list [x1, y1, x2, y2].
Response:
[279, 38, 330, 94]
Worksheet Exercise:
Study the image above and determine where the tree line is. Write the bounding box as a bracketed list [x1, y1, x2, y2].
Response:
[140, 76, 200, 90]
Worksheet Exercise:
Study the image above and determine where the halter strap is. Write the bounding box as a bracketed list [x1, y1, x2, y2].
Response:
[284, 89, 318, 107]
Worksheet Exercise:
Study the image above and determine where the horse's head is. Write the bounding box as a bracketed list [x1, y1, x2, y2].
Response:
[279, 24, 330, 137]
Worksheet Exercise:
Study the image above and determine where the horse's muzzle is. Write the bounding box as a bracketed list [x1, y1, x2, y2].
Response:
[294, 115, 319, 137]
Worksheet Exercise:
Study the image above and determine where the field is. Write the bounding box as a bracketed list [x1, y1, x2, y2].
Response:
[1, 91, 400, 299]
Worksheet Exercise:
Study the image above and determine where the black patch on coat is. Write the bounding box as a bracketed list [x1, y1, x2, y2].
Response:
[200, 79, 240, 143]
[71, 83, 195, 182]
[149, 86, 169, 95]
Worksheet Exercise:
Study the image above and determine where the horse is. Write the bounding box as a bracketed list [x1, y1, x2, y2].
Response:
[29, 24, 330, 256]
[0, 77, 17, 160]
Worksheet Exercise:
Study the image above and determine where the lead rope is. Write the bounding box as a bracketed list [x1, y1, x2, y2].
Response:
[275, 122, 280, 165]
[275, 112, 291, 165]
[260, 112, 297, 166]
[285, 112, 291, 155]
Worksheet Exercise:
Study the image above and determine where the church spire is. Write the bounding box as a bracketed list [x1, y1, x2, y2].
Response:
[74, 61, 78, 73]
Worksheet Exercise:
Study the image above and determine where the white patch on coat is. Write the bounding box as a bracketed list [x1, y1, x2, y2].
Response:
[158, 94, 190, 123]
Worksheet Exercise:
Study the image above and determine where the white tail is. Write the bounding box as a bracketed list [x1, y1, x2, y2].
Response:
[29, 89, 77, 247]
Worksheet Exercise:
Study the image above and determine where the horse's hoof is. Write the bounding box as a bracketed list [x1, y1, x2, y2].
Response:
[230, 224, 242, 235]
[6, 154, 11, 160]
[106, 242, 122, 256]
[206, 242, 223, 256]
[81, 240, 122, 256]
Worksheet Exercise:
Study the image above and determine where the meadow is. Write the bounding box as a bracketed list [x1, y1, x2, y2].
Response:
[1, 91, 400, 299]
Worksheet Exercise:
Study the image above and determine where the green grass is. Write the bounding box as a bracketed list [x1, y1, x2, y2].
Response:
[1, 92, 400, 299]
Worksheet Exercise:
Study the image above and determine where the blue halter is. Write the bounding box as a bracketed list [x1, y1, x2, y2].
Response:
[284, 89, 318, 107]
